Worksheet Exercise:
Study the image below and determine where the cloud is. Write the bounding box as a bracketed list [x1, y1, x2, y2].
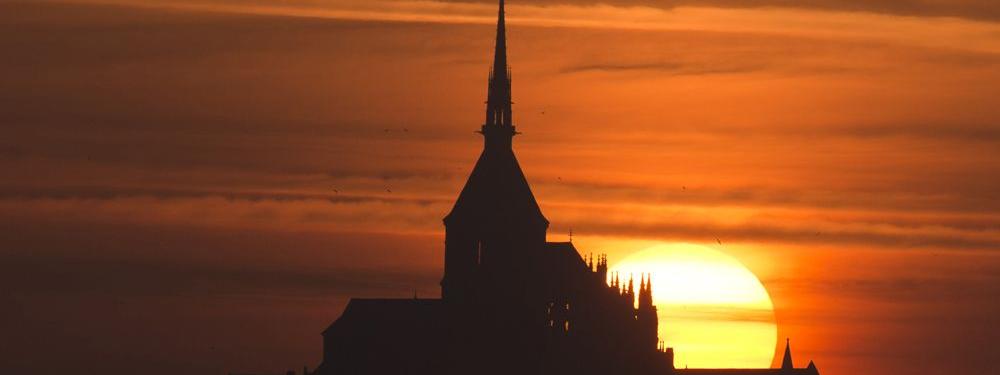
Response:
[0, 185, 447, 205]
[440, 0, 1000, 22]
[561, 61, 765, 76]
[568, 217, 1000, 250]
[665, 305, 776, 323]
[0, 217, 445, 375]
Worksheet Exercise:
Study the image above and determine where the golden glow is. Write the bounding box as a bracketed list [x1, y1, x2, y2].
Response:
[611, 243, 777, 368]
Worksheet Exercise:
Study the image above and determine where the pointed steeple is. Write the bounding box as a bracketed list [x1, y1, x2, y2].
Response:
[639, 273, 653, 309]
[482, 0, 515, 149]
[781, 338, 794, 369]
[491, 0, 508, 88]
[627, 274, 635, 300]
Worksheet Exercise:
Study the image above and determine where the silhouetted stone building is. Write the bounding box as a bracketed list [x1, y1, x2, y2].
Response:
[313, 2, 819, 375]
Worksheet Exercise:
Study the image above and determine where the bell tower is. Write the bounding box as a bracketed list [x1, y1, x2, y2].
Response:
[441, 0, 548, 303]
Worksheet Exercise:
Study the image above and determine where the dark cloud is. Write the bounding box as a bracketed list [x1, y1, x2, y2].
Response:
[0, 185, 447, 205]
[568, 218, 1000, 251]
[0, 218, 443, 375]
[665, 306, 776, 323]
[6, 250, 439, 299]
[561, 61, 765, 76]
[825, 122, 1000, 141]
[442, 0, 1000, 22]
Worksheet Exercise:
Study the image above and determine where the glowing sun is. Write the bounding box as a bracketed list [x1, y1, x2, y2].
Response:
[610, 243, 777, 369]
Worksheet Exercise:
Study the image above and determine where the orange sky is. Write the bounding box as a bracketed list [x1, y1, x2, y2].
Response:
[2, 1, 999, 374]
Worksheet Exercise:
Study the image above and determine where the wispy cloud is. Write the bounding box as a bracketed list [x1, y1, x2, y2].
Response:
[440, 0, 1000, 22]
[42, 0, 1000, 53]
[561, 61, 765, 76]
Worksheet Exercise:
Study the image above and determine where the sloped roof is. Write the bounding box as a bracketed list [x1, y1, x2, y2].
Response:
[323, 298, 443, 335]
[543, 241, 588, 271]
[444, 148, 548, 228]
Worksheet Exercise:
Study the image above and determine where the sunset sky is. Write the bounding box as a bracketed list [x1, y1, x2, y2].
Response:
[2, 0, 999, 374]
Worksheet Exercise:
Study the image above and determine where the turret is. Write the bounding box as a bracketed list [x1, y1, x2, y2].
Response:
[637, 273, 658, 349]
[665, 347, 675, 369]
[624, 274, 635, 308]
[596, 254, 608, 282]
[639, 273, 653, 309]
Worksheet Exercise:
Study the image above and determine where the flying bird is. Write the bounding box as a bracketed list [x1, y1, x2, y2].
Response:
[716, 238, 722, 245]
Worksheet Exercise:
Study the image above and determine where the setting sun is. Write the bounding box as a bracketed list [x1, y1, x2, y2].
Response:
[611, 243, 777, 369]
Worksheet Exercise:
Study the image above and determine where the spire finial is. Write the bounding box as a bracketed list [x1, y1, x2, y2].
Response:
[483, 0, 514, 138]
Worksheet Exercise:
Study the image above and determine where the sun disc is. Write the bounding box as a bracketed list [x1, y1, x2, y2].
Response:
[610, 243, 777, 368]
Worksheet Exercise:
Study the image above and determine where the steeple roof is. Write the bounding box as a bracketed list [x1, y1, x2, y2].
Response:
[445, 148, 547, 228]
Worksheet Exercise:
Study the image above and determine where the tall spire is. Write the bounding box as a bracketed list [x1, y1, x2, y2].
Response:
[483, 0, 515, 147]
[492, 0, 508, 85]
[781, 338, 794, 369]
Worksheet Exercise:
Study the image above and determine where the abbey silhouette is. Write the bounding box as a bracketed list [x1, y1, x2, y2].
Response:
[313, 2, 818, 374]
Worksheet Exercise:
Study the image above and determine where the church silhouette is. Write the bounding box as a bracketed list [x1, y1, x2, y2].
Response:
[312, 2, 819, 374]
